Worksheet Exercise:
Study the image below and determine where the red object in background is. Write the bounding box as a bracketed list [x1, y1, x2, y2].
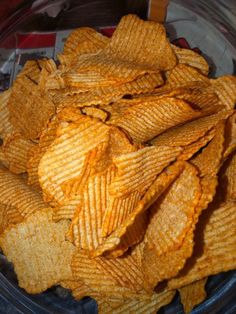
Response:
[16, 33, 56, 49]
[172, 37, 202, 54]
[0, 0, 25, 22]
[100, 27, 116, 38]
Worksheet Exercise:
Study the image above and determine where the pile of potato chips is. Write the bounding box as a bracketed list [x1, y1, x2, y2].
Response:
[0, 14, 236, 313]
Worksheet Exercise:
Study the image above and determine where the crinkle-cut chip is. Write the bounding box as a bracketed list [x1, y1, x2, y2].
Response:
[178, 128, 216, 161]
[92, 161, 185, 257]
[110, 97, 201, 143]
[167, 64, 209, 88]
[179, 278, 207, 314]
[68, 166, 116, 250]
[110, 146, 182, 197]
[44, 71, 66, 93]
[38, 115, 110, 205]
[97, 290, 176, 314]
[63, 71, 118, 88]
[222, 154, 236, 201]
[223, 112, 236, 159]
[74, 15, 176, 81]
[38, 59, 58, 91]
[0, 148, 9, 168]
[172, 45, 209, 75]
[2, 134, 36, 174]
[210, 75, 236, 110]
[151, 110, 232, 147]
[144, 163, 201, 257]
[53, 196, 82, 222]
[0, 209, 75, 293]
[191, 121, 225, 177]
[0, 203, 24, 235]
[18, 60, 41, 83]
[60, 279, 94, 300]
[102, 190, 142, 237]
[57, 72, 164, 110]
[131, 241, 145, 267]
[0, 88, 15, 139]
[8, 75, 55, 139]
[168, 201, 236, 289]
[0, 167, 46, 217]
[81, 107, 107, 122]
[142, 173, 217, 289]
[71, 249, 148, 299]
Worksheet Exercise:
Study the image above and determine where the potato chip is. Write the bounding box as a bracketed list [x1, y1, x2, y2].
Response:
[223, 112, 236, 159]
[71, 249, 148, 299]
[110, 145, 182, 197]
[81, 107, 108, 122]
[178, 128, 216, 161]
[144, 163, 200, 257]
[0, 88, 15, 139]
[97, 290, 176, 314]
[191, 121, 225, 177]
[92, 161, 185, 257]
[18, 60, 41, 83]
[0, 209, 75, 293]
[0, 166, 46, 217]
[210, 75, 236, 110]
[2, 134, 36, 174]
[8, 75, 55, 139]
[68, 165, 116, 250]
[39, 115, 110, 204]
[179, 278, 207, 314]
[167, 64, 209, 88]
[38, 59, 58, 91]
[151, 110, 232, 147]
[172, 45, 209, 75]
[110, 97, 201, 143]
[73, 15, 176, 81]
[0, 203, 24, 235]
[169, 201, 236, 290]
[221, 153, 236, 201]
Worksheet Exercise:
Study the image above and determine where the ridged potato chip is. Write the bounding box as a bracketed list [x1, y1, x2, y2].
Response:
[168, 201, 236, 289]
[0, 203, 24, 235]
[223, 112, 236, 159]
[179, 278, 207, 314]
[0, 209, 75, 293]
[0, 88, 15, 139]
[18, 60, 41, 83]
[81, 107, 108, 122]
[221, 153, 236, 201]
[110, 97, 201, 143]
[8, 75, 55, 139]
[172, 45, 209, 75]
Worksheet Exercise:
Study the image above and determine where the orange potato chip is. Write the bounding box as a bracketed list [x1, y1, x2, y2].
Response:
[151, 110, 232, 147]
[179, 278, 207, 314]
[172, 44, 209, 75]
[110, 97, 201, 143]
[8, 75, 55, 139]
[82, 106, 108, 122]
[97, 290, 176, 314]
[73, 15, 176, 81]
[0, 203, 24, 235]
[210, 75, 236, 110]
[92, 161, 185, 257]
[223, 112, 236, 159]
[0, 209, 75, 293]
[167, 64, 209, 88]
[168, 201, 236, 290]
[0, 166, 46, 217]
[18, 60, 41, 83]
[221, 153, 236, 201]
[2, 134, 36, 174]
[191, 121, 225, 177]
[0, 88, 15, 139]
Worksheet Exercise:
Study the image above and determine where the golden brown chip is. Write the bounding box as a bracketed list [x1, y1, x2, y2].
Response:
[71, 249, 148, 299]
[2, 134, 36, 174]
[82, 107, 108, 122]
[92, 161, 185, 257]
[53, 195, 82, 222]
[223, 112, 236, 159]
[151, 110, 232, 147]
[191, 121, 225, 177]
[172, 45, 209, 75]
[221, 153, 236, 201]
[179, 278, 207, 314]
[210, 75, 236, 110]
[38, 59, 58, 91]
[8, 75, 55, 139]
[0, 203, 24, 235]
[168, 201, 236, 289]
[0, 88, 15, 139]
[0, 166, 46, 217]
[38, 115, 110, 204]
[110, 145, 182, 197]
[18, 60, 41, 83]
[97, 290, 176, 314]
[73, 15, 176, 81]
[167, 64, 209, 88]
[109, 97, 201, 143]
[0, 209, 75, 293]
